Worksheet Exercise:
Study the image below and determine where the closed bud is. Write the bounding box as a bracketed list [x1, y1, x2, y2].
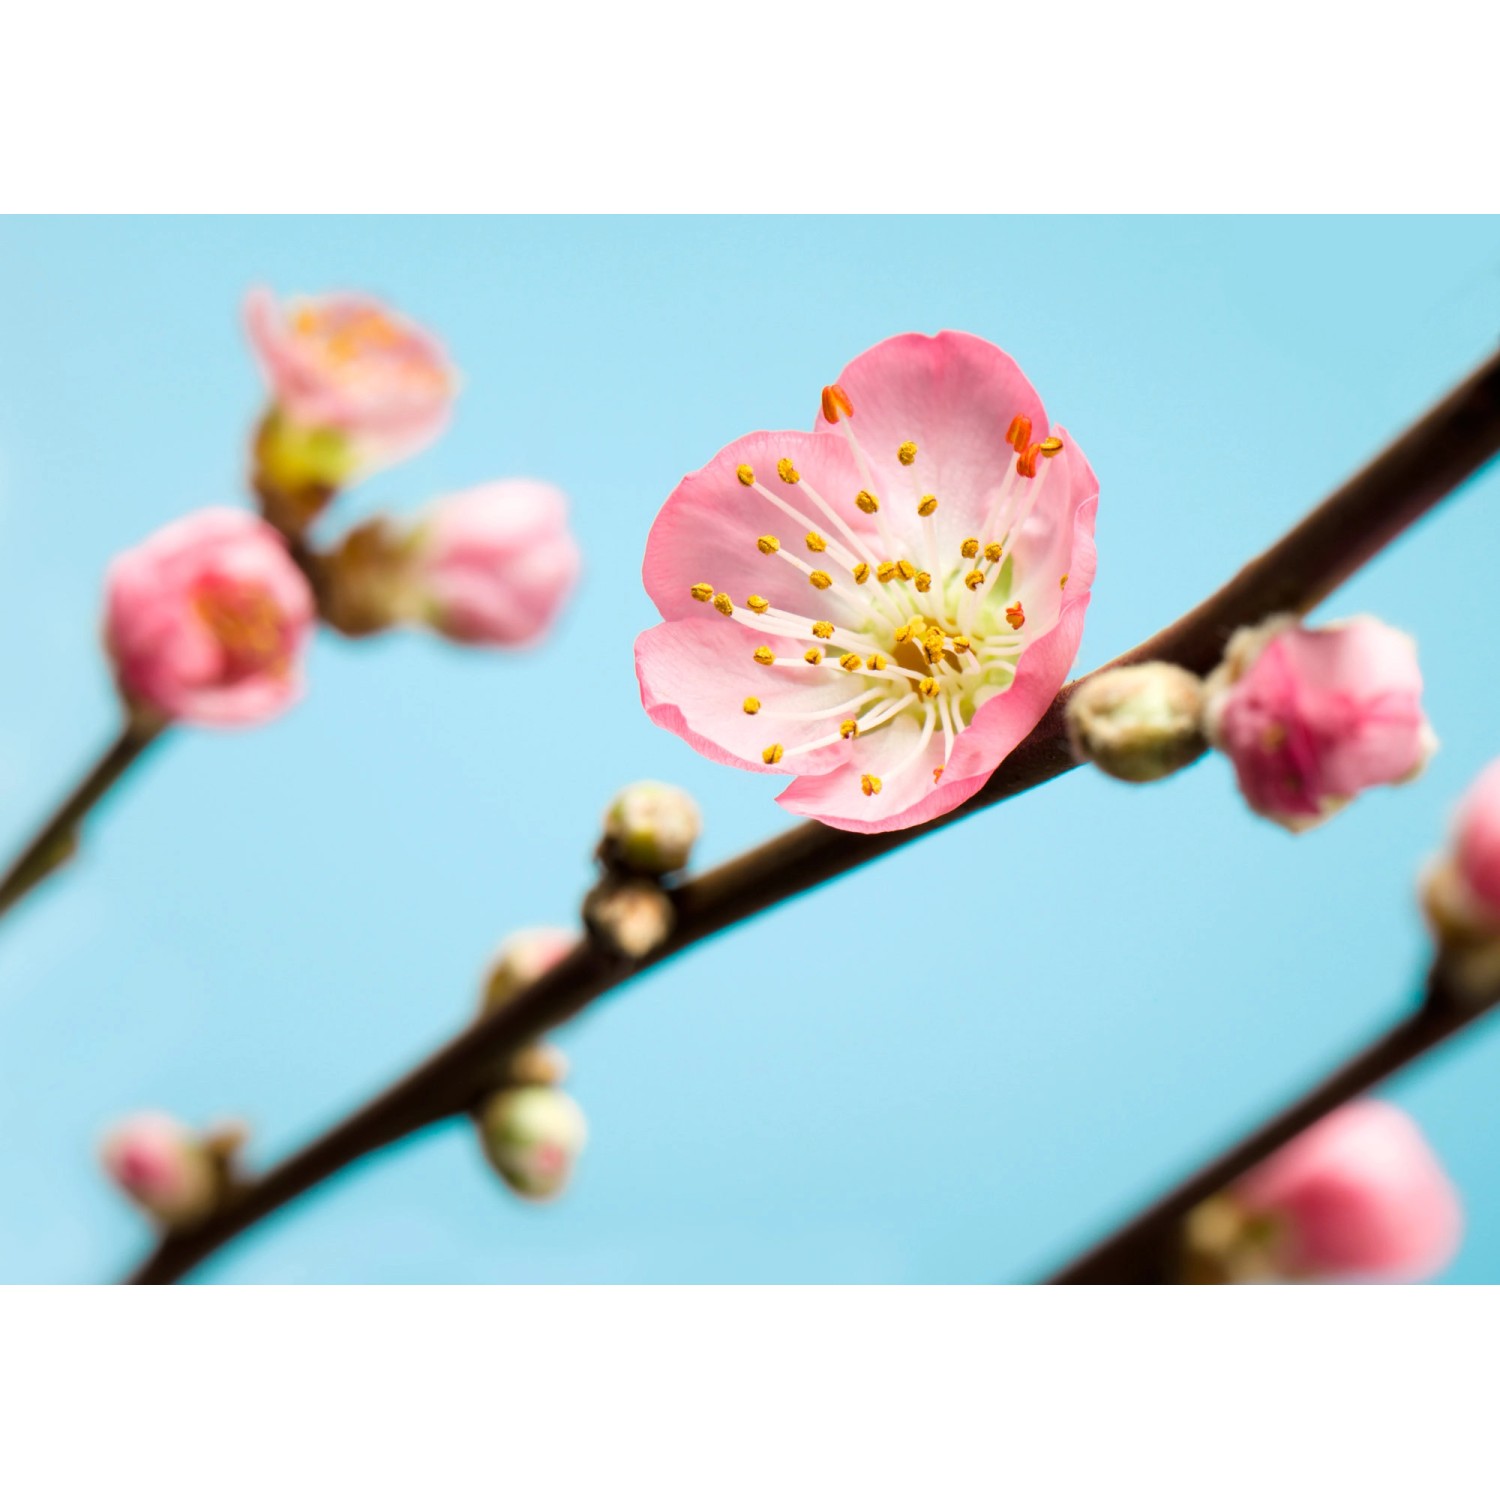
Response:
[99, 1112, 221, 1230]
[480, 927, 576, 1015]
[1066, 663, 1207, 783]
[601, 781, 702, 875]
[584, 878, 675, 960]
[477, 1086, 587, 1201]
[1421, 759, 1500, 1001]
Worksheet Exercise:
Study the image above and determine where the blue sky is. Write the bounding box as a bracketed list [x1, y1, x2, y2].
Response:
[1, 216, 1498, 1283]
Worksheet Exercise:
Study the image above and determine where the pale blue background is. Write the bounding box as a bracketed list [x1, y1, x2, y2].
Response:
[1, 217, 1498, 1284]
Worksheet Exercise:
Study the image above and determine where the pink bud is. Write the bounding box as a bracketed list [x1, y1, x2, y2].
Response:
[244, 287, 455, 475]
[1452, 759, 1500, 922]
[413, 481, 581, 647]
[1203, 615, 1434, 831]
[1231, 1101, 1462, 1282]
[481, 926, 577, 1014]
[104, 508, 316, 728]
[100, 1112, 218, 1229]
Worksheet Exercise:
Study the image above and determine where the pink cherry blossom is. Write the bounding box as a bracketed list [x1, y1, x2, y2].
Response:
[634, 332, 1099, 833]
[104, 507, 316, 728]
[244, 287, 455, 471]
[100, 1112, 217, 1228]
[413, 481, 580, 647]
[1232, 1101, 1462, 1283]
[1452, 759, 1500, 922]
[1203, 614, 1434, 831]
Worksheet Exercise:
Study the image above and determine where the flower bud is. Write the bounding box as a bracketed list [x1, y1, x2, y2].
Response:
[1421, 759, 1500, 1000]
[601, 781, 702, 875]
[584, 878, 676, 960]
[480, 927, 576, 1015]
[476, 1086, 587, 1201]
[410, 482, 580, 648]
[100, 1112, 220, 1229]
[1182, 1101, 1461, 1283]
[244, 288, 455, 527]
[104, 508, 316, 729]
[1202, 614, 1435, 832]
[1065, 662, 1206, 783]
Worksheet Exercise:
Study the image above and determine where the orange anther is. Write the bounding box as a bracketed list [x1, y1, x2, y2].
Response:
[821, 383, 854, 423]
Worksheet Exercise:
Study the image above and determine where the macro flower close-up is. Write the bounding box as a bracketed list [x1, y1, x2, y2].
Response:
[635, 332, 1098, 832]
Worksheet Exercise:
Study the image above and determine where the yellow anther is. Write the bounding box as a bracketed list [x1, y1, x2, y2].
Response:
[712, 592, 734, 617]
[777, 457, 800, 484]
[866, 653, 887, 671]
[743, 697, 761, 715]
[860, 774, 883, 797]
[917, 678, 940, 700]
[855, 490, 880, 515]
[922, 627, 945, 664]
[917, 494, 938, 517]
[809, 570, 833, 590]
[753, 646, 775, 665]
[757, 535, 780, 555]
[984, 542, 1002, 563]
[1006, 602, 1026, 630]
[805, 531, 827, 553]
[951, 635, 971, 654]
[746, 594, 770, 614]
[1059, 573, 1069, 590]
[840, 719, 859, 740]
[893, 623, 913, 645]
[852, 562, 871, 584]
[762, 744, 785, 765]
[897, 441, 918, 466]
[804, 648, 824, 665]
[821, 383, 854, 423]
[914, 571, 932, 593]
[1039, 436, 1065, 456]
[896, 559, 916, 581]
[812, 620, 835, 639]
[933, 764, 944, 784]
[960, 537, 979, 560]
[964, 569, 985, 591]
[839, 652, 862, 672]
[875, 560, 898, 583]
[690, 582, 714, 602]
[736, 464, 755, 486]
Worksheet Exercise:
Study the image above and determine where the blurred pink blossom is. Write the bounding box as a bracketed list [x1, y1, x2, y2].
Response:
[414, 481, 580, 647]
[244, 287, 454, 473]
[1233, 1100, 1461, 1282]
[104, 507, 315, 727]
[634, 331, 1098, 832]
[1204, 614, 1434, 831]
[1452, 759, 1500, 922]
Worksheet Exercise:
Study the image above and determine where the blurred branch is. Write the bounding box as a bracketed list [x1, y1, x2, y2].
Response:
[1047, 969, 1499, 1283]
[0, 722, 163, 925]
[125, 346, 1500, 1285]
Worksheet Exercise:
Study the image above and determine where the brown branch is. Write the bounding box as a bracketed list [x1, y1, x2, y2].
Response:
[125, 347, 1500, 1285]
[1047, 970, 1497, 1283]
[0, 721, 164, 925]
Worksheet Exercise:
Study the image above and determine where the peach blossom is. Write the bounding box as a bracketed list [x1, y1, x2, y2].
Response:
[634, 332, 1098, 832]
[104, 507, 315, 727]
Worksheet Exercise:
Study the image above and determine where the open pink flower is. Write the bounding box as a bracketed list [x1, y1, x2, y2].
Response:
[104, 507, 315, 728]
[413, 481, 580, 647]
[1203, 615, 1434, 831]
[100, 1112, 218, 1229]
[1231, 1101, 1461, 1283]
[634, 332, 1099, 832]
[244, 287, 455, 472]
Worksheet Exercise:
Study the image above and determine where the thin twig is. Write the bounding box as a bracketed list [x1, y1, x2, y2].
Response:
[0, 722, 164, 925]
[1047, 971, 1496, 1283]
[125, 347, 1500, 1285]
